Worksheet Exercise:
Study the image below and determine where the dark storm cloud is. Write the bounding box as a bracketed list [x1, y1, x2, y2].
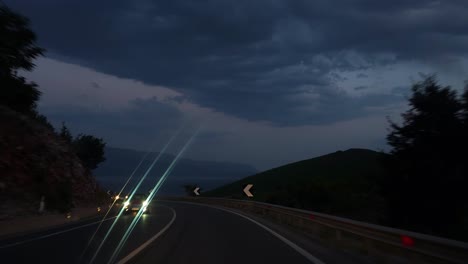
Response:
[356, 73, 368, 79]
[391, 86, 412, 97]
[353, 86, 369, 91]
[7, 0, 468, 125]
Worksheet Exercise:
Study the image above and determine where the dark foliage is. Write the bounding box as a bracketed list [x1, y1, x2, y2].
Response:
[31, 112, 55, 132]
[0, 74, 41, 114]
[73, 134, 106, 170]
[44, 180, 73, 213]
[0, 4, 44, 114]
[385, 76, 468, 238]
[0, 5, 44, 73]
[59, 122, 73, 144]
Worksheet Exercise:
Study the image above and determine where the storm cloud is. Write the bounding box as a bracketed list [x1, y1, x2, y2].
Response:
[7, 0, 468, 125]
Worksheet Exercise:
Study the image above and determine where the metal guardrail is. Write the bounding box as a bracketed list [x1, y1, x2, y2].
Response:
[163, 197, 468, 264]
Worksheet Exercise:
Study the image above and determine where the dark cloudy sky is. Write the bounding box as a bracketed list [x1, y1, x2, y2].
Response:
[6, 0, 468, 170]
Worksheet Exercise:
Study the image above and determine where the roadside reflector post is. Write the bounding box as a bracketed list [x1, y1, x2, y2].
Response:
[38, 195, 45, 214]
[333, 228, 343, 248]
[401, 235, 414, 247]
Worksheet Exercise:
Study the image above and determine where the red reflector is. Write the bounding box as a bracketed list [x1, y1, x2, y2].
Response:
[401, 235, 414, 247]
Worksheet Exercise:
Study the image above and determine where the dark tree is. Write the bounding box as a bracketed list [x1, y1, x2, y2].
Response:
[385, 76, 467, 237]
[0, 5, 44, 73]
[73, 134, 106, 170]
[462, 85, 468, 126]
[45, 179, 73, 213]
[461, 86, 468, 193]
[59, 122, 73, 144]
[0, 4, 44, 114]
[32, 112, 54, 131]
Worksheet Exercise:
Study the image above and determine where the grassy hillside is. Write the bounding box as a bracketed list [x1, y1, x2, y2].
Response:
[205, 149, 388, 223]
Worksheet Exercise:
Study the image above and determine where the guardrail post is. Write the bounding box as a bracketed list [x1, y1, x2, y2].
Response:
[333, 229, 343, 248]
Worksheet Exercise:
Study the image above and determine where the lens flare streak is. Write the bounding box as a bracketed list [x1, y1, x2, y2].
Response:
[87, 128, 182, 264]
[107, 127, 201, 264]
[79, 142, 155, 261]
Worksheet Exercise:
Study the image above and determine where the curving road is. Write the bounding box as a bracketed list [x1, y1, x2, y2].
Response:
[0, 201, 369, 264]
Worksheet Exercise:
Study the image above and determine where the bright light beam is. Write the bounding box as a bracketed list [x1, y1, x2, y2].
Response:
[107, 126, 201, 264]
[108, 127, 200, 264]
[88, 128, 182, 264]
[79, 141, 156, 262]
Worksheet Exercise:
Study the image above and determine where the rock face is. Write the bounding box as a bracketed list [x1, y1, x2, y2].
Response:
[0, 106, 99, 216]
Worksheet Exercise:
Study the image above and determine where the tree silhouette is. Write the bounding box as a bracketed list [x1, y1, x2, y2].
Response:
[385, 76, 467, 237]
[0, 4, 44, 114]
[73, 134, 106, 170]
[59, 122, 73, 144]
[462, 85, 468, 131]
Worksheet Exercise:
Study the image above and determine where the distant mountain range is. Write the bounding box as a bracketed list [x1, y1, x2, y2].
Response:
[205, 148, 388, 223]
[93, 147, 257, 195]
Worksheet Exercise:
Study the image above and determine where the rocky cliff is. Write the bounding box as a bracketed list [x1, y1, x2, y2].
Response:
[0, 106, 101, 217]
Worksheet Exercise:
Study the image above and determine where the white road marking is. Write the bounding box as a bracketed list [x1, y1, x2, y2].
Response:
[116, 206, 177, 264]
[0, 216, 117, 249]
[166, 201, 326, 264]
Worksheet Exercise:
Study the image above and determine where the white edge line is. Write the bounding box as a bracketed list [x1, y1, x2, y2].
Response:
[0, 216, 117, 249]
[116, 206, 177, 264]
[164, 201, 326, 264]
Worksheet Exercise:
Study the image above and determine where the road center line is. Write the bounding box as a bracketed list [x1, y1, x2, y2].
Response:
[0, 216, 118, 249]
[116, 205, 177, 264]
[164, 201, 326, 264]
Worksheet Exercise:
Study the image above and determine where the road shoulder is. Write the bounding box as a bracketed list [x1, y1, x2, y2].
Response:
[0, 207, 104, 240]
[162, 200, 374, 264]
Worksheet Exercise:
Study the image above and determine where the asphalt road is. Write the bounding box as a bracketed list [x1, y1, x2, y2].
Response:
[0, 201, 369, 264]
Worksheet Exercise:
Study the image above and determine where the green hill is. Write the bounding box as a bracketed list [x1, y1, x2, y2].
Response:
[205, 149, 388, 223]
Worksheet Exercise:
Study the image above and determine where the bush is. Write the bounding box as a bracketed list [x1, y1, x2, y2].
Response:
[44, 180, 73, 213]
[0, 4, 44, 114]
[73, 134, 106, 170]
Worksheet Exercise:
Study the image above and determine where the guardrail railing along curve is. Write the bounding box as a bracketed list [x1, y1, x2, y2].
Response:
[161, 197, 468, 264]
